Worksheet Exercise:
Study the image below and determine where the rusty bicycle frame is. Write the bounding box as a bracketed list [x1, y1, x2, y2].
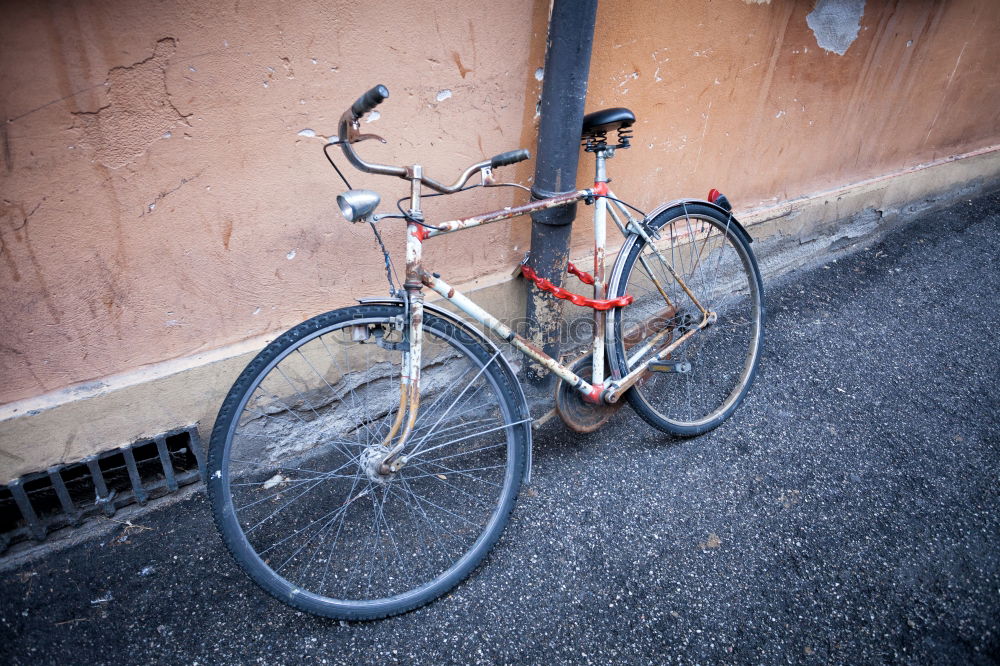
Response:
[336, 100, 715, 474]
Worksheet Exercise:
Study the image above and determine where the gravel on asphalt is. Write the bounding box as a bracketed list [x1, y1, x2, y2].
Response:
[1, 189, 999, 665]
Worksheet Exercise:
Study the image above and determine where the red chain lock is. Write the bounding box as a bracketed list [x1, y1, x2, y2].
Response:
[520, 263, 633, 311]
[566, 261, 595, 286]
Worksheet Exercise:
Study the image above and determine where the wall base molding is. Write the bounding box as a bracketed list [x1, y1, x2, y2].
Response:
[3, 145, 999, 481]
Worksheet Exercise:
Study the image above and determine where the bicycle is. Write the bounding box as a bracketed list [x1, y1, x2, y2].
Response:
[207, 84, 764, 620]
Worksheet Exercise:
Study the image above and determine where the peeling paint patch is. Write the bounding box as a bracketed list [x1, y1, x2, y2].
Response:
[534, 67, 544, 82]
[364, 111, 380, 123]
[436, 89, 452, 102]
[286, 249, 296, 260]
[297, 128, 316, 138]
[807, 0, 865, 55]
[72, 38, 191, 169]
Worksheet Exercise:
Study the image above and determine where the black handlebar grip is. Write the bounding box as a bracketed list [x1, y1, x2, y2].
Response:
[490, 149, 531, 168]
[351, 84, 389, 118]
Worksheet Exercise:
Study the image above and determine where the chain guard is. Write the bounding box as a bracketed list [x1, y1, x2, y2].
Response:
[554, 353, 624, 433]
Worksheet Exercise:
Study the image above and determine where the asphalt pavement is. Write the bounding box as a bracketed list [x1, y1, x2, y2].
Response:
[2, 189, 999, 665]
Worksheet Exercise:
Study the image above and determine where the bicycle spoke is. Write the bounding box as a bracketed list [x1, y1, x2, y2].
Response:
[611, 207, 761, 432]
[404, 461, 506, 490]
[212, 306, 522, 617]
[409, 418, 530, 462]
[409, 351, 501, 456]
[318, 335, 378, 446]
[410, 440, 507, 467]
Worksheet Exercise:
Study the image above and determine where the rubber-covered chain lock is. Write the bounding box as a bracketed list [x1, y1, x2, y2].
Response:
[520, 264, 633, 311]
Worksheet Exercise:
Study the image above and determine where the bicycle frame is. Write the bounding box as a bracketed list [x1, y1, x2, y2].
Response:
[371, 151, 716, 471]
[412, 190, 712, 389]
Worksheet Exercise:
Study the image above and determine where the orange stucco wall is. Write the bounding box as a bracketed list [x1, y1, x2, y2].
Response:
[2, 0, 998, 407]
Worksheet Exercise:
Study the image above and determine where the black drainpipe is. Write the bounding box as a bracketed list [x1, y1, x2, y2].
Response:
[525, 0, 599, 389]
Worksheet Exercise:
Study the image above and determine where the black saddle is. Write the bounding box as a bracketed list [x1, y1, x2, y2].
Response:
[581, 107, 636, 137]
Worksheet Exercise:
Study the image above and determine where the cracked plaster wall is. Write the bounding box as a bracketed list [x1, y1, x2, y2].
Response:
[1, 0, 999, 432]
[72, 37, 191, 169]
[0, 0, 548, 415]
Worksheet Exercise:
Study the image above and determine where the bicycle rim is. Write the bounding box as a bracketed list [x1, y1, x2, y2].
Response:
[608, 204, 763, 434]
[208, 305, 526, 619]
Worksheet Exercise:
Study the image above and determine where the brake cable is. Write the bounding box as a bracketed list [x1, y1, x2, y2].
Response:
[323, 141, 353, 189]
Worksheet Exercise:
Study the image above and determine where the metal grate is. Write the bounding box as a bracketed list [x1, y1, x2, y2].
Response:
[0, 425, 205, 554]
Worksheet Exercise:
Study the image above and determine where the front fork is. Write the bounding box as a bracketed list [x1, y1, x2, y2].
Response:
[378, 168, 427, 473]
[377, 290, 422, 473]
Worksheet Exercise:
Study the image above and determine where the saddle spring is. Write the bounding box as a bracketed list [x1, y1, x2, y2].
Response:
[616, 127, 632, 149]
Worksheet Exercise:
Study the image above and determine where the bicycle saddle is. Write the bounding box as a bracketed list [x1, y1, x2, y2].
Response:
[581, 107, 636, 137]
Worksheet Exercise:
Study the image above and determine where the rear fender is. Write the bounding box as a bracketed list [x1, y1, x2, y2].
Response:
[643, 198, 754, 246]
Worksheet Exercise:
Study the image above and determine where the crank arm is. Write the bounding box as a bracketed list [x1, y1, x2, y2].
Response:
[607, 310, 715, 402]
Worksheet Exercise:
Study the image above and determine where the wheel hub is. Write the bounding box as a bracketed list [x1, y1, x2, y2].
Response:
[360, 445, 395, 484]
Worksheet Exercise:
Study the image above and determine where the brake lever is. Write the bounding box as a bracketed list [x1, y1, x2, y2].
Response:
[342, 118, 387, 144]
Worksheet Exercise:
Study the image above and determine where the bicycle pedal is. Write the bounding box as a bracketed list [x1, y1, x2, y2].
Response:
[648, 359, 691, 374]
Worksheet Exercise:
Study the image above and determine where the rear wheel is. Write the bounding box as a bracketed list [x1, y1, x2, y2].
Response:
[207, 304, 528, 620]
[607, 203, 764, 435]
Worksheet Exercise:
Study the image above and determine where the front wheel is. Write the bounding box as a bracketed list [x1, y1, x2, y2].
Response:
[607, 203, 764, 435]
[207, 304, 528, 620]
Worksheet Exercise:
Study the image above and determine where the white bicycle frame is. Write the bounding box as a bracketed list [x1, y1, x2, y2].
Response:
[335, 102, 715, 472]
[372, 151, 715, 471]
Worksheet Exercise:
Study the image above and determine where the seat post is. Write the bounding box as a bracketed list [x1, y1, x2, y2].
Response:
[591, 147, 610, 386]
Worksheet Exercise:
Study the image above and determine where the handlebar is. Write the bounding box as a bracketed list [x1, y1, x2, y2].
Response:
[337, 84, 530, 194]
[490, 149, 531, 168]
[351, 84, 390, 118]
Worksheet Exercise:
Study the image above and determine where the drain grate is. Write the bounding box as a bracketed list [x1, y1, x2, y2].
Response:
[0, 425, 205, 554]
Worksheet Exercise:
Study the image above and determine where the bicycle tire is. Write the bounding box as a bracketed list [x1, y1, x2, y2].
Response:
[207, 304, 527, 620]
[607, 203, 764, 435]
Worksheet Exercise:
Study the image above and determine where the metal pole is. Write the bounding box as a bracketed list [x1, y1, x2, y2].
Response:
[525, 0, 598, 389]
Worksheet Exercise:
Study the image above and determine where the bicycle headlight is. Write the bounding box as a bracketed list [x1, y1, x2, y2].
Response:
[337, 189, 381, 223]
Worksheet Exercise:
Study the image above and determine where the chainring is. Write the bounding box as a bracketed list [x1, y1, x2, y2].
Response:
[554, 353, 624, 433]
